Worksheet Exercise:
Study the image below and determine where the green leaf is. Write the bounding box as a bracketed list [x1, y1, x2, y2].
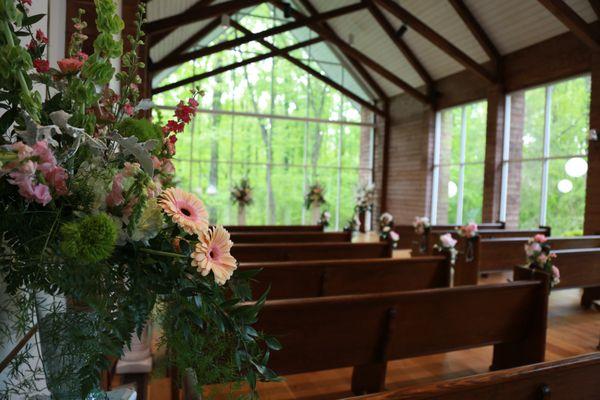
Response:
[22, 14, 45, 25]
[265, 336, 282, 351]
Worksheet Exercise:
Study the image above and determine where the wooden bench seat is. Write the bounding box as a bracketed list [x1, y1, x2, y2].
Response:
[239, 256, 451, 299]
[412, 227, 551, 256]
[231, 242, 393, 263]
[453, 236, 600, 285]
[394, 222, 505, 250]
[230, 231, 351, 244]
[224, 225, 323, 233]
[514, 248, 600, 308]
[348, 352, 600, 400]
[255, 274, 549, 395]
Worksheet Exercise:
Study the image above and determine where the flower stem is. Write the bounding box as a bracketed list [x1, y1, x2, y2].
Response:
[138, 247, 187, 258]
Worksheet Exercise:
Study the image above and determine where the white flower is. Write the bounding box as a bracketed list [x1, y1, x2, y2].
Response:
[439, 233, 457, 248]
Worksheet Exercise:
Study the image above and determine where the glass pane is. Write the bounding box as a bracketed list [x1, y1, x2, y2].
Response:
[546, 158, 587, 236]
[312, 166, 339, 227]
[464, 101, 487, 163]
[522, 87, 546, 159]
[341, 124, 366, 169]
[550, 76, 591, 157]
[271, 166, 305, 225]
[435, 164, 459, 225]
[439, 107, 462, 166]
[307, 122, 339, 171]
[271, 119, 305, 166]
[230, 163, 268, 226]
[517, 160, 543, 229]
[462, 163, 484, 223]
[272, 58, 308, 118]
[340, 168, 360, 230]
[230, 116, 268, 164]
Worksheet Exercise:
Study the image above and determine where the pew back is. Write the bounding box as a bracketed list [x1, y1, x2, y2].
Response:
[257, 280, 548, 379]
[349, 352, 600, 400]
[395, 222, 505, 249]
[239, 256, 451, 299]
[230, 231, 351, 244]
[224, 225, 323, 233]
[232, 242, 392, 263]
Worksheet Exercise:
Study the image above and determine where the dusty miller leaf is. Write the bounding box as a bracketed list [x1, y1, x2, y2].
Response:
[110, 132, 157, 175]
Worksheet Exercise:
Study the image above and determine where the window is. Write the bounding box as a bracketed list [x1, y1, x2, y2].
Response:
[152, 4, 374, 229]
[500, 76, 590, 236]
[431, 101, 488, 224]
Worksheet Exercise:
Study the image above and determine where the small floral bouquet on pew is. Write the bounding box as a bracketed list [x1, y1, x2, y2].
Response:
[343, 214, 361, 233]
[355, 182, 376, 213]
[458, 222, 478, 238]
[413, 216, 430, 235]
[434, 233, 458, 266]
[304, 181, 326, 209]
[379, 212, 399, 247]
[230, 177, 253, 207]
[524, 234, 560, 286]
[317, 210, 331, 228]
[0, 1, 277, 398]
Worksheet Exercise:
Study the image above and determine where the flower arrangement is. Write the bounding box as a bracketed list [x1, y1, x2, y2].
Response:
[524, 234, 560, 286]
[0, 2, 277, 398]
[458, 222, 478, 238]
[317, 210, 331, 227]
[413, 216, 430, 235]
[343, 214, 361, 233]
[304, 181, 326, 210]
[355, 182, 376, 212]
[434, 233, 458, 266]
[230, 177, 253, 207]
[379, 212, 399, 246]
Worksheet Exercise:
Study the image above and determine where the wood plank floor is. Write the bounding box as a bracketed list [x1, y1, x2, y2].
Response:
[139, 273, 600, 400]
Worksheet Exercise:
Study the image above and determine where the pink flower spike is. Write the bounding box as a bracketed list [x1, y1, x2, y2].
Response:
[45, 166, 69, 196]
[123, 103, 135, 116]
[106, 173, 125, 208]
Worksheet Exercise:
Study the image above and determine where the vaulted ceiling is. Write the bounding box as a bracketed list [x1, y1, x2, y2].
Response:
[145, 0, 599, 108]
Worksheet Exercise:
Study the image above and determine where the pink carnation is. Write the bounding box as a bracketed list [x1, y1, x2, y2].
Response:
[45, 166, 69, 196]
[534, 234, 547, 243]
[11, 141, 34, 160]
[32, 140, 57, 174]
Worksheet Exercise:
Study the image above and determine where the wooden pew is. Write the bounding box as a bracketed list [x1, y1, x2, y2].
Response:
[231, 242, 393, 263]
[395, 222, 505, 250]
[239, 256, 451, 299]
[256, 275, 549, 395]
[229, 231, 351, 244]
[224, 224, 323, 233]
[412, 227, 550, 256]
[514, 248, 600, 308]
[347, 352, 600, 400]
[453, 235, 600, 286]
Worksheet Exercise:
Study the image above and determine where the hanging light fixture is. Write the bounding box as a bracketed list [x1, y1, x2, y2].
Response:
[396, 24, 408, 38]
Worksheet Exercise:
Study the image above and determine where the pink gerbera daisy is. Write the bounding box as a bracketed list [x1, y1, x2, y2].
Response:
[158, 187, 208, 235]
[191, 226, 237, 285]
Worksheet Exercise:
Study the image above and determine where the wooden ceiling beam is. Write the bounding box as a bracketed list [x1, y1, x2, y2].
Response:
[364, 0, 434, 90]
[143, 0, 265, 37]
[296, 0, 387, 101]
[229, 20, 385, 116]
[271, 0, 429, 104]
[537, 0, 600, 50]
[448, 0, 500, 67]
[153, 37, 323, 94]
[149, 2, 366, 73]
[148, 0, 215, 48]
[373, 0, 497, 83]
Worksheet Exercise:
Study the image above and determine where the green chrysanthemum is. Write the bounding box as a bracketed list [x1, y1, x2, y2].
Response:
[60, 212, 118, 264]
[118, 118, 163, 155]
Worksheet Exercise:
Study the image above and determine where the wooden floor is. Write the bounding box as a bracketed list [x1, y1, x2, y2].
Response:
[140, 273, 600, 400]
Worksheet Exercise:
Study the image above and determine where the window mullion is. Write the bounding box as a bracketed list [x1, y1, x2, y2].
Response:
[456, 106, 467, 225]
[431, 112, 442, 224]
[499, 94, 511, 222]
[540, 85, 553, 226]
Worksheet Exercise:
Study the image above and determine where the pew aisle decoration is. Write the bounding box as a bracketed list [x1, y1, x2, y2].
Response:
[0, 2, 278, 398]
[434, 233, 458, 266]
[379, 212, 399, 247]
[317, 210, 331, 228]
[413, 216, 431, 253]
[524, 234, 560, 286]
[305, 182, 326, 224]
[458, 222, 478, 261]
[355, 182, 376, 232]
[230, 177, 253, 225]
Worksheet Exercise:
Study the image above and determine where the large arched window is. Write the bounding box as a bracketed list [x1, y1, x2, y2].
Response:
[151, 4, 375, 229]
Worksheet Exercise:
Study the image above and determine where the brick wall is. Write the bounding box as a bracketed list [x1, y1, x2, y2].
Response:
[373, 94, 434, 224]
[505, 91, 525, 228]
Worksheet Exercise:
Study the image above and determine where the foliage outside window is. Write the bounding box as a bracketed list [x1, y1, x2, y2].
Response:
[152, 5, 374, 230]
[432, 101, 488, 225]
[501, 76, 590, 236]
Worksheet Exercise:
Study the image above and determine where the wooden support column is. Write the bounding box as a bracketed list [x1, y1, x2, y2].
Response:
[380, 101, 391, 213]
[584, 52, 600, 234]
[481, 85, 505, 222]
